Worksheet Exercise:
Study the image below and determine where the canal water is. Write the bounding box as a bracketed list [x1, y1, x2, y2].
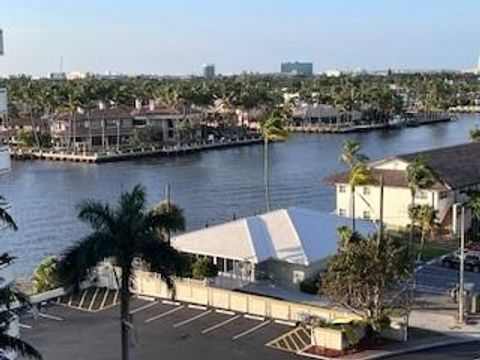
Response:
[2, 115, 479, 275]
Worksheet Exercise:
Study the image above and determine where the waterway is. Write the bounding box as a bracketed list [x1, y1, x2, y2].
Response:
[2, 115, 479, 275]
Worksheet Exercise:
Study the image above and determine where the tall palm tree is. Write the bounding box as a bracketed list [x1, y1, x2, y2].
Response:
[0, 197, 42, 359]
[260, 113, 288, 212]
[340, 140, 371, 230]
[347, 162, 375, 231]
[406, 156, 437, 250]
[466, 190, 480, 236]
[470, 126, 480, 142]
[58, 185, 186, 360]
[340, 139, 369, 168]
[409, 204, 438, 262]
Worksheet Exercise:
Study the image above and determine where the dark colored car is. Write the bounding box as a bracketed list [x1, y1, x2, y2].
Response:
[441, 252, 480, 272]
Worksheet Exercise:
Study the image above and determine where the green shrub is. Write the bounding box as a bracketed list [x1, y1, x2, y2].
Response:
[192, 258, 219, 280]
[300, 276, 321, 294]
[33, 256, 61, 293]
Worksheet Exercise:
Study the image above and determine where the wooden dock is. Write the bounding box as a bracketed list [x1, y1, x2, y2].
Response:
[11, 137, 262, 164]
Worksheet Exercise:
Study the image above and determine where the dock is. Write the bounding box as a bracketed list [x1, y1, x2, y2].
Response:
[11, 137, 262, 164]
[288, 113, 454, 134]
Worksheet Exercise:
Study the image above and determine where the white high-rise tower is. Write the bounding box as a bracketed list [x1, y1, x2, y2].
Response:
[0, 29, 3, 56]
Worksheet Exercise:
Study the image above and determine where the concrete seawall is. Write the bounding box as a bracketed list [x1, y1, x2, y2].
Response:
[11, 137, 262, 164]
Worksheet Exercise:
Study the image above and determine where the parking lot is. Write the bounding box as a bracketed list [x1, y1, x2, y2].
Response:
[18, 296, 299, 360]
[416, 260, 480, 296]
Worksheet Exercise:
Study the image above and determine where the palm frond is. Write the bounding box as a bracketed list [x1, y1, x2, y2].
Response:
[0, 333, 42, 359]
[147, 202, 186, 233]
[77, 200, 115, 231]
[0, 285, 30, 309]
[135, 237, 186, 289]
[0, 208, 17, 231]
[58, 231, 114, 288]
[0, 254, 15, 270]
[119, 184, 147, 218]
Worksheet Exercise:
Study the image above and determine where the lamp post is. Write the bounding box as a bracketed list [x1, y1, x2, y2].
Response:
[453, 202, 466, 323]
[459, 205, 465, 323]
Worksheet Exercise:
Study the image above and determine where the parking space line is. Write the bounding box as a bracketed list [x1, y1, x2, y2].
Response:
[78, 289, 88, 308]
[130, 300, 159, 315]
[113, 290, 119, 304]
[19, 323, 32, 329]
[244, 314, 264, 321]
[38, 313, 64, 321]
[215, 309, 235, 316]
[162, 300, 181, 306]
[145, 305, 184, 323]
[88, 288, 99, 311]
[232, 320, 270, 340]
[274, 319, 296, 327]
[201, 314, 240, 334]
[173, 309, 213, 328]
[99, 288, 110, 309]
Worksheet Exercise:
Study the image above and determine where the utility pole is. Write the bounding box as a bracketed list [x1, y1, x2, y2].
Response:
[459, 205, 465, 323]
[164, 182, 171, 244]
[378, 174, 384, 247]
[116, 120, 120, 152]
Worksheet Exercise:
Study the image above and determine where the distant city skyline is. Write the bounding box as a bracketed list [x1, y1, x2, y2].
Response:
[0, 0, 479, 76]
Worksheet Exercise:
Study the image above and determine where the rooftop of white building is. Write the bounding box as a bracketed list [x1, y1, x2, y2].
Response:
[172, 207, 376, 266]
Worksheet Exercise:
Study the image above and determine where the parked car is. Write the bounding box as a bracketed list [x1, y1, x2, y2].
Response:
[441, 252, 480, 272]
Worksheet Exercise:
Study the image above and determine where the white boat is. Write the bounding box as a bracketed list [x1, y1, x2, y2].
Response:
[0, 146, 11, 175]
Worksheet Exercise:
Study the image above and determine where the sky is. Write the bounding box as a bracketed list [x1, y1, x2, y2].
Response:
[0, 0, 479, 76]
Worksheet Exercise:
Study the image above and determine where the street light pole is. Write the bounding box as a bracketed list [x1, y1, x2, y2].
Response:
[459, 205, 465, 323]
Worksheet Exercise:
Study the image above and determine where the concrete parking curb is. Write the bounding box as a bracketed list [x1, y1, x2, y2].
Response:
[296, 337, 477, 360]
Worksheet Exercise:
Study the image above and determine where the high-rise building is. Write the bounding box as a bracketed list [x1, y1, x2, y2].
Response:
[281, 61, 313, 76]
[0, 29, 3, 56]
[202, 64, 215, 78]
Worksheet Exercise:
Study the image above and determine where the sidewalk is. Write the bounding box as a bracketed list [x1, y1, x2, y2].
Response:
[297, 336, 475, 360]
[409, 309, 480, 338]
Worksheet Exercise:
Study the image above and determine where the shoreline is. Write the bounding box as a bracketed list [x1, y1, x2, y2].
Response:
[10, 137, 263, 164]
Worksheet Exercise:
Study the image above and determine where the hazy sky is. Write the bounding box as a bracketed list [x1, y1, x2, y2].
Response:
[1, 0, 479, 76]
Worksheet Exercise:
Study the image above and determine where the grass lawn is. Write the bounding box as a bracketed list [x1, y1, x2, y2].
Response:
[414, 242, 452, 261]
[387, 230, 453, 261]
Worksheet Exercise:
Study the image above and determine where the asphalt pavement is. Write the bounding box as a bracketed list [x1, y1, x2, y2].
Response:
[386, 341, 480, 360]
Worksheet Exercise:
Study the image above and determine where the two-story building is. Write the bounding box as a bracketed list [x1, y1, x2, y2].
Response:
[50, 101, 203, 149]
[328, 142, 480, 233]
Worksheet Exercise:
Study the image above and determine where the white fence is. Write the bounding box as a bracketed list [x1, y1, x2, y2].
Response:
[132, 271, 357, 323]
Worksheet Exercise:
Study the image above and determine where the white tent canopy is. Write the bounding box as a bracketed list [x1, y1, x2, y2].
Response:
[172, 207, 376, 266]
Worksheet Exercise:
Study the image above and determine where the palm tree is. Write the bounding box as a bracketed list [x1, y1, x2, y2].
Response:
[466, 190, 480, 237]
[406, 156, 437, 256]
[470, 126, 480, 142]
[347, 162, 375, 231]
[260, 112, 288, 212]
[409, 204, 438, 262]
[340, 140, 369, 168]
[0, 197, 42, 359]
[151, 201, 186, 244]
[340, 140, 372, 230]
[58, 185, 186, 360]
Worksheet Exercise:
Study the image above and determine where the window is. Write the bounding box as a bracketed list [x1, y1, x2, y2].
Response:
[439, 191, 449, 200]
[363, 187, 370, 195]
[338, 208, 346, 216]
[415, 191, 428, 200]
[363, 211, 371, 220]
[339, 185, 346, 193]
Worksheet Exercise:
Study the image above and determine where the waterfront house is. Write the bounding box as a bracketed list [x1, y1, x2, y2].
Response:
[328, 142, 480, 232]
[172, 207, 375, 288]
[290, 103, 362, 128]
[50, 100, 203, 149]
